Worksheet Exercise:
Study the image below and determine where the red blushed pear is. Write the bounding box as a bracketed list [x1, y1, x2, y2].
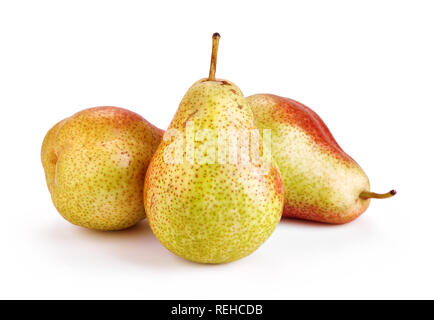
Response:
[246, 94, 396, 224]
[41, 107, 163, 231]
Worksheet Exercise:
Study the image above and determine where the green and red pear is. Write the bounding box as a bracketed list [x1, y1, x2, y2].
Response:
[247, 94, 396, 224]
[42, 107, 163, 231]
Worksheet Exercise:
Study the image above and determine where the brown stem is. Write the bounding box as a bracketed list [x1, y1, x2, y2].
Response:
[360, 190, 397, 200]
[208, 33, 221, 81]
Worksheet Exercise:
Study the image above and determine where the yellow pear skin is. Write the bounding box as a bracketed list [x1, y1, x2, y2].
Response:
[247, 94, 395, 224]
[144, 34, 284, 264]
[41, 107, 163, 231]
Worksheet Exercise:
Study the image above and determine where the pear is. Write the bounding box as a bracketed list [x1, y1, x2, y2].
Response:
[246, 94, 395, 224]
[41, 107, 163, 231]
[144, 34, 284, 264]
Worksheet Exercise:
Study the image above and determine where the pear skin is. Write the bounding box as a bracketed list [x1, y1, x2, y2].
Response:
[247, 94, 395, 224]
[144, 34, 284, 263]
[41, 107, 163, 231]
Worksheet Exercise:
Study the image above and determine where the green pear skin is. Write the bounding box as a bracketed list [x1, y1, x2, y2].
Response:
[41, 107, 163, 231]
[247, 94, 395, 224]
[144, 34, 284, 263]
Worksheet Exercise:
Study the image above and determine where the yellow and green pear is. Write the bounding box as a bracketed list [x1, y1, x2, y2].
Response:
[41, 107, 163, 231]
[144, 34, 284, 263]
[246, 94, 396, 224]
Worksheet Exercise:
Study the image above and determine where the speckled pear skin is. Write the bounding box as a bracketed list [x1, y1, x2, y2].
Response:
[246, 94, 370, 224]
[144, 80, 284, 264]
[41, 107, 163, 231]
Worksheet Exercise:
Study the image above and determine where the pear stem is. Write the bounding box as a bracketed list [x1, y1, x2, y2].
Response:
[360, 190, 397, 200]
[208, 33, 221, 81]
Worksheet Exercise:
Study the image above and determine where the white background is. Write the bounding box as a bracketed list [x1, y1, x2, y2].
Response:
[0, 0, 433, 299]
